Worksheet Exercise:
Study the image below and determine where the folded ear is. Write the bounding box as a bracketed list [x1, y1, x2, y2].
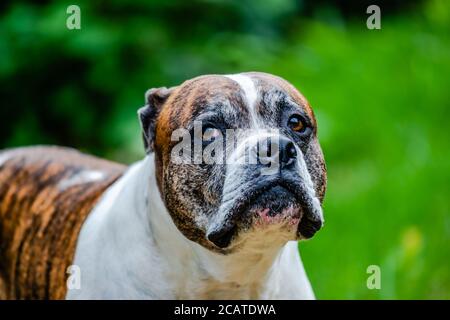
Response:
[138, 86, 176, 153]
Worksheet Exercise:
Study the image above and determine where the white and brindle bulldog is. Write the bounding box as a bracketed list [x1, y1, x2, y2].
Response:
[0, 72, 326, 300]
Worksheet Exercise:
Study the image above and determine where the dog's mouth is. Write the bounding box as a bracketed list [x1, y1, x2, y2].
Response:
[206, 175, 324, 249]
[247, 185, 302, 228]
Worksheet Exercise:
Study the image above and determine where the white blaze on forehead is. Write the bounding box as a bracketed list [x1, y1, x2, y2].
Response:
[225, 74, 260, 128]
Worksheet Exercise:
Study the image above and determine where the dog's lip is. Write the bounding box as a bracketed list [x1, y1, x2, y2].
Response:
[227, 177, 284, 223]
[207, 174, 322, 248]
[297, 214, 323, 239]
[228, 176, 315, 230]
[207, 176, 285, 248]
[250, 185, 301, 219]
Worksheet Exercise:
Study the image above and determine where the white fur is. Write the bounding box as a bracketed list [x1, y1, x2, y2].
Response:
[0, 153, 11, 167]
[295, 145, 324, 223]
[67, 154, 315, 299]
[58, 170, 105, 191]
[225, 74, 260, 128]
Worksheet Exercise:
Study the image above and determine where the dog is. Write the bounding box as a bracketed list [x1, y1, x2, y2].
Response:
[0, 72, 326, 299]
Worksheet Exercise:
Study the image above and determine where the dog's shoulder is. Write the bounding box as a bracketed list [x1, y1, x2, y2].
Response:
[0, 146, 126, 299]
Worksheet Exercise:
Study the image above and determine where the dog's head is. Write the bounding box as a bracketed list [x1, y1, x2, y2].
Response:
[139, 72, 326, 253]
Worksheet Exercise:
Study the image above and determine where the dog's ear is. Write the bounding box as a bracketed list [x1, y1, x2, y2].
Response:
[138, 86, 176, 153]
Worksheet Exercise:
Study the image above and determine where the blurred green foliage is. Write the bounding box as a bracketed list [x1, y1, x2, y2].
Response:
[0, 0, 449, 299]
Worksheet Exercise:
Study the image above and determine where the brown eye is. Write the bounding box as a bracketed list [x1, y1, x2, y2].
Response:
[288, 114, 305, 132]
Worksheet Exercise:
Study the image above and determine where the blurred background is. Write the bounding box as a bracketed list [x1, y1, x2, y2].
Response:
[0, 0, 449, 299]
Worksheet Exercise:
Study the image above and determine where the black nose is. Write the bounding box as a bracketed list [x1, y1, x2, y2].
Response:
[258, 136, 297, 169]
[279, 138, 297, 167]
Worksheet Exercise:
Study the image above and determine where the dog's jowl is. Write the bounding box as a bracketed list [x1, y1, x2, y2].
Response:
[0, 72, 326, 299]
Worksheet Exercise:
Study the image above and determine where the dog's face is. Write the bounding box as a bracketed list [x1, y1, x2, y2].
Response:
[139, 72, 326, 253]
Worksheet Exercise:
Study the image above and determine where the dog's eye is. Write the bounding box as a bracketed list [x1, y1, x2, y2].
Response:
[287, 114, 306, 133]
[203, 126, 221, 141]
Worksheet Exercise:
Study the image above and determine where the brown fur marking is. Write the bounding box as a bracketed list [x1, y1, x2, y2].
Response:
[0, 146, 125, 299]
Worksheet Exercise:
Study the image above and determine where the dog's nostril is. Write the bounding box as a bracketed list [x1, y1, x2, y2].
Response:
[286, 142, 297, 160]
[280, 139, 297, 167]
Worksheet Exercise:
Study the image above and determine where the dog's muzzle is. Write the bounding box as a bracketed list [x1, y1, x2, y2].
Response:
[206, 136, 324, 249]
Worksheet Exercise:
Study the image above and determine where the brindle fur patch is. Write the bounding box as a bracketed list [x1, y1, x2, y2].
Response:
[0, 146, 125, 299]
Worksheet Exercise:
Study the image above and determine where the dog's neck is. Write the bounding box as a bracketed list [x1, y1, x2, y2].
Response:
[68, 154, 314, 299]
